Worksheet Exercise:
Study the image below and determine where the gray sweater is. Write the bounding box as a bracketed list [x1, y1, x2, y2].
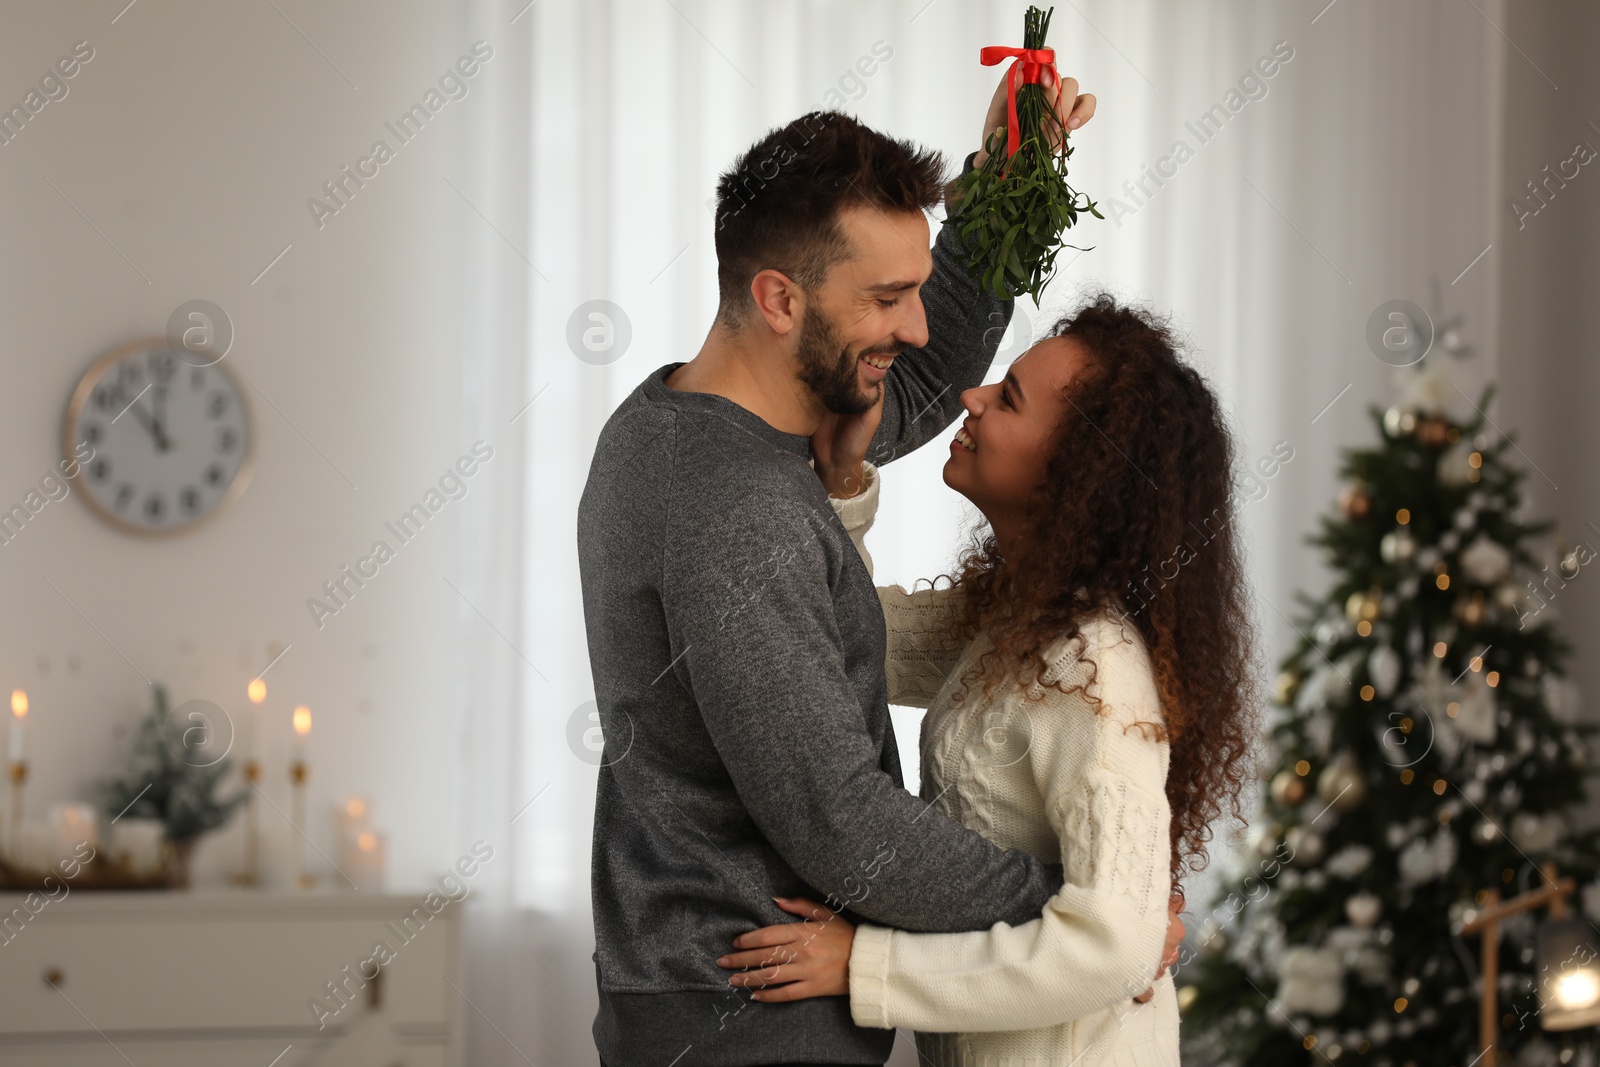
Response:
[577, 158, 1063, 1066]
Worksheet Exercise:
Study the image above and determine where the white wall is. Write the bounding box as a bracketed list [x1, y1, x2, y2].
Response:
[0, 0, 500, 891]
[1498, 0, 1600, 822]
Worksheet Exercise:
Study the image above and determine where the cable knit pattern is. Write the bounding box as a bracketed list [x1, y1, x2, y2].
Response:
[830, 461, 1180, 1067]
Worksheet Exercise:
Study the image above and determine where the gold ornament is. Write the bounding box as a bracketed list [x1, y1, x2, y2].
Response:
[1273, 671, 1300, 706]
[1317, 757, 1367, 811]
[1493, 582, 1521, 611]
[1285, 826, 1325, 866]
[1271, 769, 1308, 807]
[1338, 483, 1373, 520]
[1344, 592, 1366, 624]
[1416, 418, 1451, 448]
[1344, 589, 1382, 625]
[1380, 529, 1416, 565]
[1384, 407, 1418, 437]
[1177, 985, 1200, 1013]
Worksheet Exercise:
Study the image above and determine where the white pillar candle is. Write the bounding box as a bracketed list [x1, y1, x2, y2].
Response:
[111, 817, 166, 875]
[340, 829, 386, 891]
[8, 689, 26, 762]
[49, 802, 98, 860]
[335, 796, 371, 843]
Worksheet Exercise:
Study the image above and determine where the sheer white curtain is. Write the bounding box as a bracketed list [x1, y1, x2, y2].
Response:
[454, 2, 1504, 1063]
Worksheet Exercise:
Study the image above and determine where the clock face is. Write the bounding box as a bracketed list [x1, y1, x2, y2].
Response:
[64, 338, 253, 535]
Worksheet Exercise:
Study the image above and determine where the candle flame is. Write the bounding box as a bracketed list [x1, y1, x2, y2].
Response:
[10, 689, 26, 719]
[292, 705, 312, 736]
[346, 798, 366, 818]
[247, 678, 267, 704]
[357, 830, 377, 851]
[1555, 971, 1600, 1010]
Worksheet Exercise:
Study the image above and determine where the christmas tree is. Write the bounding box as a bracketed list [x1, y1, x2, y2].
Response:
[1179, 324, 1600, 1067]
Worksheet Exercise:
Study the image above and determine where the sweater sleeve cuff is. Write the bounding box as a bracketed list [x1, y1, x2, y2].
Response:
[847, 922, 895, 1030]
[827, 460, 879, 532]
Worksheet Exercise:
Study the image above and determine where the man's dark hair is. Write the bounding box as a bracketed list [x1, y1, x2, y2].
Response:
[711, 110, 947, 329]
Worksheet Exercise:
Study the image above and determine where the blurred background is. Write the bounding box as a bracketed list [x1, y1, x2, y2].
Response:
[0, 0, 1596, 1064]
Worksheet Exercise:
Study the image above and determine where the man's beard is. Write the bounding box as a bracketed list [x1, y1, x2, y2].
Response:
[795, 302, 893, 416]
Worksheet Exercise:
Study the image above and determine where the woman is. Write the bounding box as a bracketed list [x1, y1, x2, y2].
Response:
[714, 294, 1261, 1065]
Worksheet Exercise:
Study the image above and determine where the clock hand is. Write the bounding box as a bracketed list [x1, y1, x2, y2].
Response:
[153, 385, 174, 450]
[127, 401, 171, 452]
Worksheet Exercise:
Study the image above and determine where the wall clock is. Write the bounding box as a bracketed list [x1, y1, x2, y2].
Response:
[63, 337, 254, 536]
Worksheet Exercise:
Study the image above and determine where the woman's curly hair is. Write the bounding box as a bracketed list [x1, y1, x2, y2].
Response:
[939, 292, 1263, 878]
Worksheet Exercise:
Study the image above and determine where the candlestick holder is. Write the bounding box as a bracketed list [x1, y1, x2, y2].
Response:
[289, 759, 316, 889]
[7, 760, 25, 862]
[229, 760, 262, 887]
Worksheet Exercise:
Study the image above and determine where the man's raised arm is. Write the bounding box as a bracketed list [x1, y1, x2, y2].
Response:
[867, 150, 1013, 467]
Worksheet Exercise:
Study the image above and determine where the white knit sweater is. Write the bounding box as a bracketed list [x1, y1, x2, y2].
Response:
[828, 460, 1180, 1067]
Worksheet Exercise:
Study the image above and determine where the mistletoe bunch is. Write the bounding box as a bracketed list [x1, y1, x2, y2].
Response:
[949, 5, 1101, 303]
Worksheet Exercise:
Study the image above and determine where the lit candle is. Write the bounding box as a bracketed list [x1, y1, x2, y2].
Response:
[9, 689, 27, 762]
[246, 678, 266, 760]
[335, 796, 371, 843]
[341, 828, 386, 891]
[48, 802, 98, 858]
[292, 704, 311, 759]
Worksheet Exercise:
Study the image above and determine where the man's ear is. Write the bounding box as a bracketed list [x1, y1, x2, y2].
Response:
[749, 268, 802, 335]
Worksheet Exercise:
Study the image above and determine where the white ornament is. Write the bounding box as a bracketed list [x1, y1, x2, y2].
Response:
[1582, 881, 1600, 924]
[1399, 828, 1457, 887]
[1383, 407, 1416, 438]
[1325, 844, 1374, 880]
[1432, 711, 1463, 765]
[1437, 443, 1474, 488]
[1346, 893, 1382, 929]
[1394, 362, 1459, 418]
[1455, 674, 1497, 744]
[1405, 659, 1458, 718]
[1296, 665, 1333, 713]
[1511, 812, 1563, 853]
[1454, 507, 1476, 532]
[1369, 647, 1402, 698]
[1381, 530, 1417, 565]
[1460, 536, 1512, 585]
[1542, 675, 1581, 724]
[1327, 928, 1369, 957]
[1286, 826, 1326, 866]
[1275, 945, 1346, 1017]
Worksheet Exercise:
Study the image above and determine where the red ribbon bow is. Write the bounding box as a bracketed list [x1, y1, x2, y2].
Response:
[978, 45, 1058, 176]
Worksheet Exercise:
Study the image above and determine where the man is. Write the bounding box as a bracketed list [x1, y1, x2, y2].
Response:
[578, 74, 1108, 1067]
